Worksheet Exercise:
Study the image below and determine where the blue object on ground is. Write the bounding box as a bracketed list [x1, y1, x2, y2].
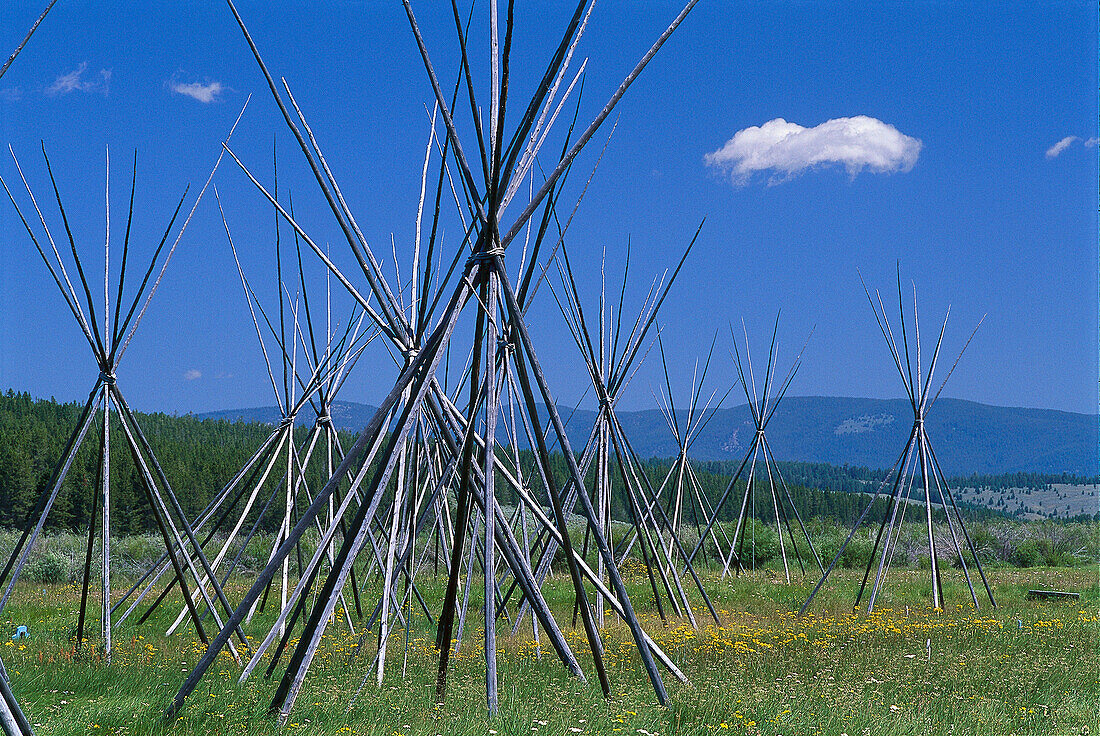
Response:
[12, 626, 28, 640]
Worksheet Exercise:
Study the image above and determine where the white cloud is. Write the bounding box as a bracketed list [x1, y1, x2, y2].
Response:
[184, 369, 202, 381]
[1084, 138, 1099, 148]
[1045, 136, 1078, 158]
[705, 116, 922, 185]
[46, 62, 111, 97]
[46, 62, 86, 95]
[169, 80, 225, 104]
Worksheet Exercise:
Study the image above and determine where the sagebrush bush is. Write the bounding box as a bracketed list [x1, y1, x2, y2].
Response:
[23, 549, 70, 583]
[735, 521, 779, 565]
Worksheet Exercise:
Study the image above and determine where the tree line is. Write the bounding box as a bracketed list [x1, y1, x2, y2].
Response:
[1, 389, 1011, 537]
[699, 458, 1098, 496]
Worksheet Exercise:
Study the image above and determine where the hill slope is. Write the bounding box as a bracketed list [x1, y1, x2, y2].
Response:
[199, 396, 1098, 476]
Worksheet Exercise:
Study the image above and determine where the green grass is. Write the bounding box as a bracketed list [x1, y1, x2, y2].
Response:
[1, 565, 1096, 735]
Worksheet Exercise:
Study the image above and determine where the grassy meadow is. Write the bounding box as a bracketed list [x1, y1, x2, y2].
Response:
[0, 550, 1096, 736]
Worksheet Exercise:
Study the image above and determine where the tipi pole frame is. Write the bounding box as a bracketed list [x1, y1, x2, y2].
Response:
[188, 0, 704, 720]
[802, 272, 990, 614]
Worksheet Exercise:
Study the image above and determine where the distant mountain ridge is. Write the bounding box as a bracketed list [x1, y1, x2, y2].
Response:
[196, 396, 1099, 476]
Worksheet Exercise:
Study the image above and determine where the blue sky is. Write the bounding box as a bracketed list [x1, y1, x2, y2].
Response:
[0, 1, 1096, 418]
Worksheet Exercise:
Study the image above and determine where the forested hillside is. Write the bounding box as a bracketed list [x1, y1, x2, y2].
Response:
[0, 390, 1017, 536]
[0, 390, 307, 532]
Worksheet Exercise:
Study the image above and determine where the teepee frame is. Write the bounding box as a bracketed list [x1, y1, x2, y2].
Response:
[646, 334, 734, 580]
[168, 0, 700, 722]
[801, 271, 995, 614]
[685, 316, 822, 583]
[543, 235, 719, 632]
[0, 126, 248, 663]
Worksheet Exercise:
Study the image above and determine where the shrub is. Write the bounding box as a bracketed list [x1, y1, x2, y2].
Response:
[110, 534, 163, 576]
[738, 521, 779, 566]
[24, 549, 70, 584]
[838, 536, 875, 569]
[1011, 539, 1045, 567]
[965, 522, 999, 562]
